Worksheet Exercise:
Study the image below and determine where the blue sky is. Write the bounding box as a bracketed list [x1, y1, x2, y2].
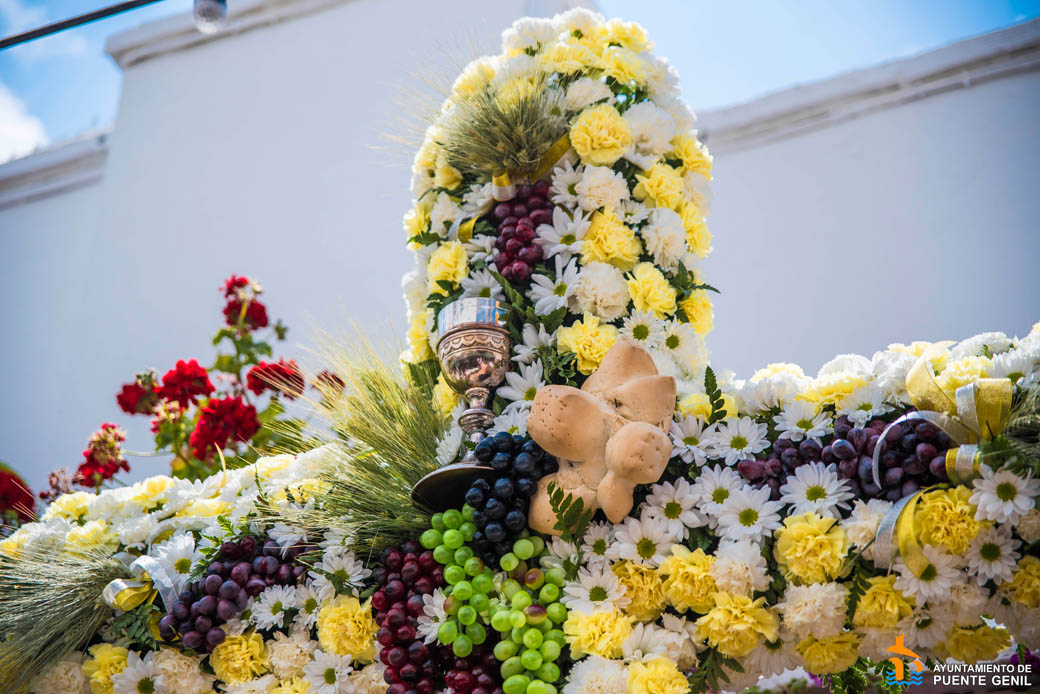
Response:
[0, 0, 1038, 162]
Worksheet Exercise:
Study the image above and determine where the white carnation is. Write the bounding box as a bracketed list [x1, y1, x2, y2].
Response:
[553, 7, 605, 35]
[624, 101, 676, 156]
[639, 208, 687, 271]
[776, 582, 847, 640]
[429, 192, 460, 236]
[644, 55, 680, 97]
[653, 94, 696, 133]
[575, 165, 630, 213]
[840, 498, 892, 561]
[502, 17, 557, 53]
[951, 331, 1012, 359]
[817, 353, 872, 378]
[268, 628, 319, 680]
[565, 77, 613, 111]
[572, 261, 630, 320]
[153, 648, 214, 694]
[682, 169, 712, 215]
[29, 655, 90, 694]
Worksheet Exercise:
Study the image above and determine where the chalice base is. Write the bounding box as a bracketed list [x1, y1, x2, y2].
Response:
[411, 463, 496, 511]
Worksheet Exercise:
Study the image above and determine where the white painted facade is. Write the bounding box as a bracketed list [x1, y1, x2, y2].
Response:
[0, 2, 1037, 493]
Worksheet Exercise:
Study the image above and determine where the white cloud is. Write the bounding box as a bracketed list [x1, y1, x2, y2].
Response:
[0, 0, 88, 63]
[0, 82, 47, 163]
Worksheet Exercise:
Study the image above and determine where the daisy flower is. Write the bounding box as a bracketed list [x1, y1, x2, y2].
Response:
[417, 590, 448, 644]
[618, 199, 650, 226]
[293, 583, 322, 630]
[710, 538, 770, 595]
[497, 360, 545, 411]
[549, 158, 583, 209]
[621, 622, 682, 663]
[779, 462, 854, 517]
[772, 400, 832, 443]
[580, 521, 618, 566]
[463, 234, 496, 265]
[661, 319, 703, 374]
[153, 532, 201, 595]
[837, 383, 892, 426]
[613, 515, 674, 567]
[743, 630, 800, 680]
[965, 523, 1021, 585]
[309, 548, 371, 600]
[304, 649, 353, 694]
[111, 651, 166, 694]
[716, 485, 782, 543]
[435, 424, 464, 466]
[253, 585, 299, 630]
[689, 464, 743, 522]
[970, 465, 1040, 523]
[562, 565, 630, 613]
[269, 523, 307, 556]
[489, 407, 529, 436]
[620, 310, 665, 351]
[536, 205, 590, 262]
[658, 613, 700, 669]
[669, 415, 710, 465]
[562, 656, 627, 694]
[988, 348, 1035, 381]
[461, 268, 505, 300]
[708, 416, 769, 465]
[512, 323, 554, 364]
[898, 604, 955, 650]
[893, 544, 965, 603]
[641, 478, 704, 538]
[528, 257, 579, 315]
[540, 536, 580, 572]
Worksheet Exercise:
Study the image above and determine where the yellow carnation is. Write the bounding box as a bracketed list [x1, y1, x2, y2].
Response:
[598, 46, 646, 85]
[774, 512, 849, 584]
[42, 490, 93, 521]
[678, 392, 735, 420]
[413, 137, 438, 175]
[433, 154, 462, 190]
[659, 545, 717, 613]
[406, 310, 435, 363]
[888, 341, 934, 358]
[129, 475, 173, 509]
[612, 560, 667, 622]
[940, 624, 1011, 664]
[914, 486, 982, 555]
[317, 596, 378, 662]
[633, 162, 684, 210]
[557, 314, 619, 375]
[272, 677, 312, 694]
[432, 373, 458, 419]
[796, 632, 860, 674]
[66, 520, 118, 555]
[751, 363, 806, 382]
[798, 372, 868, 408]
[626, 262, 676, 318]
[1007, 555, 1040, 608]
[936, 355, 992, 399]
[851, 576, 913, 629]
[679, 203, 712, 258]
[679, 290, 713, 336]
[581, 209, 641, 270]
[451, 59, 495, 99]
[177, 498, 231, 518]
[570, 104, 632, 166]
[671, 134, 712, 179]
[695, 592, 778, 658]
[0, 527, 29, 558]
[562, 608, 632, 658]
[602, 18, 652, 52]
[427, 241, 468, 295]
[210, 632, 269, 685]
[538, 40, 596, 75]
[82, 643, 128, 694]
[403, 204, 431, 243]
[627, 657, 687, 694]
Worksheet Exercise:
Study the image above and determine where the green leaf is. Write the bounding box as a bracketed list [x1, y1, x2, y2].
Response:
[408, 231, 442, 246]
[212, 354, 238, 374]
[703, 366, 728, 425]
[545, 481, 592, 551]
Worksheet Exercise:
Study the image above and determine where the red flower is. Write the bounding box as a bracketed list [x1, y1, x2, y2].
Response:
[222, 275, 268, 330]
[315, 370, 346, 393]
[75, 423, 129, 488]
[0, 463, 35, 522]
[189, 396, 260, 460]
[247, 359, 305, 399]
[158, 359, 214, 407]
[116, 370, 160, 414]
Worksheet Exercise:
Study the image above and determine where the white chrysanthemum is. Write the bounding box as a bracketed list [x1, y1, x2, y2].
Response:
[648, 348, 684, 382]
[618, 199, 650, 226]
[708, 416, 769, 465]
[268, 628, 319, 680]
[711, 538, 770, 595]
[717, 485, 782, 543]
[837, 383, 892, 426]
[743, 629, 800, 680]
[661, 319, 704, 376]
[614, 515, 675, 567]
[779, 462, 854, 518]
[498, 359, 546, 410]
[564, 77, 614, 111]
[818, 353, 872, 378]
[840, 498, 892, 561]
[461, 268, 505, 301]
[463, 233, 496, 266]
[501, 16, 557, 53]
[435, 424, 464, 467]
[429, 192, 460, 236]
[669, 415, 710, 466]
[562, 565, 630, 613]
[537, 205, 591, 263]
[573, 261, 630, 321]
[988, 348, 1036, 381]
[893, 544, 965, 603]
[490, 407, 529, 436]
[269, 523, 307, 556]
[776, 582, 848, 639]
[638, 208, 687, 271]
[293, 583, 323, 630]
[153, 648, 213, 694]
[1017, 508, 1040, 543]
[528, 256, 579, 315]
[223, 674, 278, 694]
[965, 523, 1020, 585]
[624, 101, 676, 159]
[642, 478, 705, 538]
[619, 310, 665, 351]
[951, 331, 1012, 359]
[153, 532, 200, 595]
[29, 654, 90, 694]
[658, 613, 700, 669]
[304, 649, 354, 694]
[461, 182, 493, 218]
[512, 322, 554, 365]
[970, 465, 1040, 523]
[690, 464, 743, 521]
[562, 656, 627, 694]
[773, 399, 832, 442]
[111, 651, 166, 694]
[576, 165, 630, 213]
[253, 584, 299, 630]
[621, 622, 683, 663]
[540, 536, 580, 572]
[898, 604, 956, 650]
[549, 159, 583, 210]
[309, 547, 371, 600]
[580, 521, 618, 566]
[417, 590, 448, 644]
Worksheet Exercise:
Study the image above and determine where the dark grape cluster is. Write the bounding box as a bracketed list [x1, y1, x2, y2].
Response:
[446, 645, 504, 694]
[491, 181, 553, 284]
[373, 541, 451, 694]
[468, 433, 557, 562]
[158, 536, 308, 651]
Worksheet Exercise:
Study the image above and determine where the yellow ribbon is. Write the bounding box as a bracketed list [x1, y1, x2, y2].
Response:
[490, 134, 572, 202]
[102, 554, 177, 611]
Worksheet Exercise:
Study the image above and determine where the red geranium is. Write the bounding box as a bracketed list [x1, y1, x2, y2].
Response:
[0, 463, 35, 522]
[222, 275, 268, 330]
[158, 359, 214, 407]
[189, 396, 260, 460]
[75, 423, 130, 487]
[247, 359, 305, 399]
[116, 370, 159, 415]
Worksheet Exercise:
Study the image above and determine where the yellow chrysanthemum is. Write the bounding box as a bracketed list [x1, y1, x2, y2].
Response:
[562, 608, 632, 659]
[677, 392, 735, 420]
[695, 592, 779, 658]
[433, 154, 462, 190]
[626, 262, 676, 318]
[432, 373, 458, 419]
[851, 576, 914, 629]
[570, 104, 632, 166]
[537, 39, 596, 75]
[582, 209, 642, 270]
[210, 632, 269, 685]
[671, 134, 712, 179]
[914, 486, 983, 555]
[557, 314, 620, 375]
[1007, 555, 1040, 608]
[406, 309, 435, 363]
[81, 643, 128, 694]
[798, 372, 869, 408]
[796, 632, 860, 674]
[66, 520, 118, 555]
[317, 596, 378, 662]
[633, 162, 684, 210]
[679, 202, 712, 259]
[679, 290, 713, 336]
[940, 624, 1011, 664]
[602, 18, 653, 52]
[659, 545, 717, 613]
[774, 512, 850, 584]
[42, 490, 93, 521]
[627, 657, 687, 694]
[936, 355, 992, 399]
[612, 560, 667, 622]
[427, 241, 468, 295]
[597, 46, 646, 85]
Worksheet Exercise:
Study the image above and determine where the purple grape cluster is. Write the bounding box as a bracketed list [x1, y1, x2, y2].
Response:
[157, 536, 309, 651]
[469, 433, 557, 562]
[491, 181, 553, 284]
